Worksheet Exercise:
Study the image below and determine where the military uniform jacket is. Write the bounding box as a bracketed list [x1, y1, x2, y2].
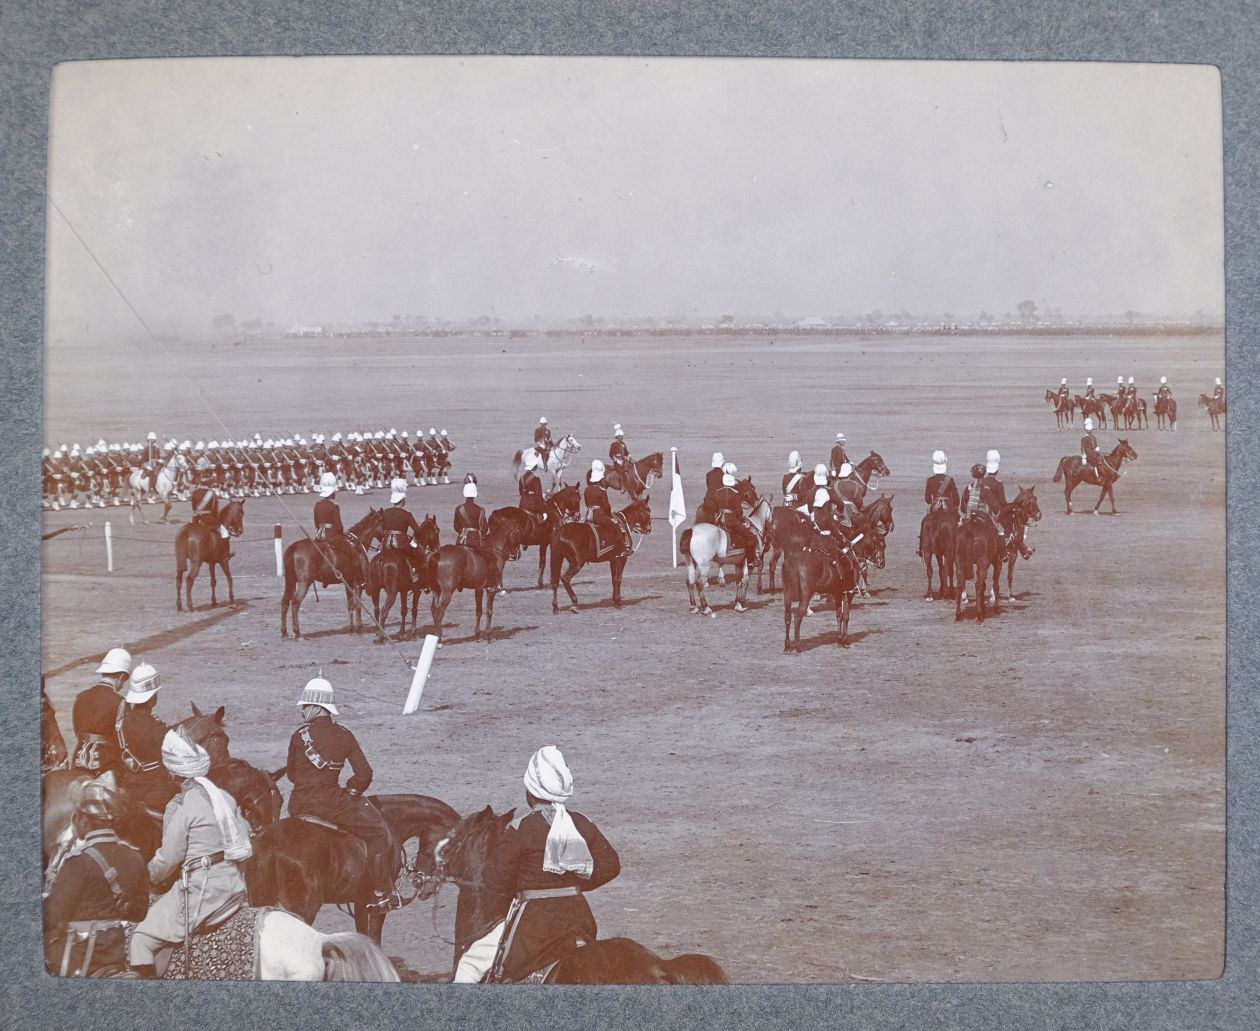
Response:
[924, 473, 959, 510]
[705, 467, 725, 494]
[705, 485, 743, 523]
[983, 474, 1008, 512]
[533, 426, 552, 448]
[314, 497, 345, 537]
[477, 809, 620, 982]
[1082, 432, 1100, 459]
[286, 715, 373, 803]
[44, 830, 148, 972]
[73, 682, 124, 763]
[829, 444, 849, 473]
[608, 439, 629, 464]
[781, 471, 806, 507]
[519, 471, 544, 500]
[584, 482, 614, 519]
[454, 500, 488, 539]
[116, 705, 175, 808]
[380, 504, 422, 544]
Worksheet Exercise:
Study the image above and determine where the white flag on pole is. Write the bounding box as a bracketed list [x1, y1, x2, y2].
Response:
[668, 449, 686, 528]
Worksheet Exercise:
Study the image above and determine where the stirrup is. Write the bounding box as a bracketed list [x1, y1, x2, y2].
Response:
[368, 890, 404, 911]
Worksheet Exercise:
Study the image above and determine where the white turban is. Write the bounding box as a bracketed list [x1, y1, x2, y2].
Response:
[162, 728, 211, 779]
[523, 746, 592, 878]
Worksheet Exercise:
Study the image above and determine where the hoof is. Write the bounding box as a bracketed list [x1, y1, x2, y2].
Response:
[569, 605, 579, 614]
[805, 607, 815, 617]
[689, 605, 699, 614]
[733, 602, 747, 613]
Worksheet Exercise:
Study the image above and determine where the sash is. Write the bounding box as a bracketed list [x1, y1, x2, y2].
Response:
[298, 725, 342, 771]
[115, 702, 160, 774]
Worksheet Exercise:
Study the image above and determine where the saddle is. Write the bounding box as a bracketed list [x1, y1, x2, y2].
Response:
[161, 904, 266, 980]
[589, 524, 627, 559]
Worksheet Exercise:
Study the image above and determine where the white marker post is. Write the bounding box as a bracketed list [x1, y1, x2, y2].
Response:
[274, 524, 283, 577]
[105, 521, 113, 573]
[667, 448, 687, 568]
[403, 634, 440, 715]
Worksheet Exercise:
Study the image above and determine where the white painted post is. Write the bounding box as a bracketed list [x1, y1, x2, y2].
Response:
[105, 521, 113, 572]
[403, 634, 440, 715]
[274, 524, 283, 577]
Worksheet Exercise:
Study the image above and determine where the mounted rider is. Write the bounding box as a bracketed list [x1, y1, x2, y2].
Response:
[799, 463, 830, 516]
[189, 479, 233, 560]
[312, 472, 361, 579]
[959, 463, 994, 532]
[453, 746, 621, 983]
[1083, 377, 1096, 401]
[828, 433, 850, 477]
[1212, 377, 1225, 406]
[1057, 377, 1070, 401]
[981, 449, 1033, 560]
[284, 677, 400, 912]
[533, 417, 553, 471]
[141, 431, 161, 489]
[519, 453, 548, 520]
[127, 727, 253, 978]
[705, 452, 725, 495]
[43, 776, 149, 976]
[916, 450, 959, 558]
[1156, 376, 1173, 402]
[114, 663, 176, 820]
[831, 462, 864, 523]
[584, 460, 628, 557]
[1126, 376, 1138, 403]
[1081, 417, 1104, 475]
[781, 451, 806, 508]
[455, 475, 503, 594]
[806, 485, 851, 576]
[380, 478, 423, 551]
[608, 424, 630, 472]
[704, 462, 759, 562]
[71, 648, 132, 774]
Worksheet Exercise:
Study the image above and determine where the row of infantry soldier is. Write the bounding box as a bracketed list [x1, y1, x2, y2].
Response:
[42, 427, 458, 510]
[47, 648, 620, 982]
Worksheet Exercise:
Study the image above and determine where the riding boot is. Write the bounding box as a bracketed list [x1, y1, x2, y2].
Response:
[131, 963, 157, 979]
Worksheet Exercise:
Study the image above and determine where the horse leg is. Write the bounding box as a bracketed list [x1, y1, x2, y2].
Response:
[431, 589, 451, 641]
[160, 498, 173, 522]
[839, 591, 853, 647]
[768, 544, 780, 594]
[536, 538, 548, 589]
[611, 557, 624, 607]
[924, 553, 934, 601]
[290, 580, 311, 639]
[208, 562, 218, 607]
[733, 562, 749, 613]
[176, 561, 185, 612]
[484, 589, 496, 643]
[185, 560, 200, 612]
[473, 589, 483, 641]
[783, 597, 793, 652]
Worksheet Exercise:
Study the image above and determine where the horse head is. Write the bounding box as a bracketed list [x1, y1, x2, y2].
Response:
[176, 702, 230, 766]
[734, 476, 758, 507]
[221, 499, 246, 537]
[1118, 439, 1138, 463]
[1016, 485, 1041, 524]
[348, 507, 382, 544]
[1044, 390, 1056, 405]
[644, 451, 664, 482]
[417, 514, 440, 552]
[862, 451, 891, 479]
[867, 494, 895, 534]
[549, 482, 582, 520]
[434, 805, 515, 936]
[622, 495, 653, 534]
[560, 434, 582, 453]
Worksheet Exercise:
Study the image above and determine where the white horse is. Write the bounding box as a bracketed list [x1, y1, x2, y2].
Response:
[680, 493, 772, 616]
[512, 433, 582, 491]
[127, 452, 189, 524]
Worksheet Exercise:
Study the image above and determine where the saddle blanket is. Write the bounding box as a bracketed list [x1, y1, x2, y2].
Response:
[161, 906, 271, 980]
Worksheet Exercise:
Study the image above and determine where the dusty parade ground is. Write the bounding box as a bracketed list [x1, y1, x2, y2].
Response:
[41, 331, 1225, 983]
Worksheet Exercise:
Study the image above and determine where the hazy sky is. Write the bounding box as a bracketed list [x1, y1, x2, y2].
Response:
[46, 56, 1223, 333]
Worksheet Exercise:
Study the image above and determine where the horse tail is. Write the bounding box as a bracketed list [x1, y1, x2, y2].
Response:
[659, 953, 731, 985]
[175, 527, 189, 573]
[678, 527, 692, 560]
[510, 450, 524, 480]
[280, 542, 300, 605]
[321, 932, 400, 982]
[1052, 458, 1066, 483]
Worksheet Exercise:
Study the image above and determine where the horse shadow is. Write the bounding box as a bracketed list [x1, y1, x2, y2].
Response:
[576, 594, 661, 612]
[433, 625, 540, 646]
[792, 626, 884, 653]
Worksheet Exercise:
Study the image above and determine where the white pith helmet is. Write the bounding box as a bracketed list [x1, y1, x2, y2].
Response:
[932, 450, 947, 474]
[813, 463, 828, 485]
[813, 487, 830, 507]
[613, 424, 624, 437]
[390, 477, 408, 503]
[787, 450, 802, 472]
[711, 452, 724, 468]
[428, 428, 436, 436]
[1061, 377, 1067, 385]
[589, 459, 606, 482]
[1084, 417, 1094, 430]
[96, 647, 132, 676]
[539, 417, 548, 425]
[1118, 375, 1124, 383]
[147, 432, 157, 441]
[1215, 377, 1222, 386]
[834, 432, 846, 442]
[124, 662, 161, 703]
[319, 472, 338, 497]
[298, 677, 338, 716]
[441, 429, 448, 437]
[1160, 376, 1167, 384]
[838, 462, 853, 477]
[1128, 377, 1134, 384]
[985, 449, 1001, 474]
[463, 482, 478, 498]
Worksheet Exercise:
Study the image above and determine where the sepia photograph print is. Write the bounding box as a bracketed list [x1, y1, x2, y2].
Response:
[40, 55, 1224, 985]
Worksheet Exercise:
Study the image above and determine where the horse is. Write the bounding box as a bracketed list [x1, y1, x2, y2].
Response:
[432, 806, 730, 984]
[782, 509, 887, 651]
[488, 482, 581, 589]
[601, 452, 663, 501]
[1198, 393, 1225, 431]
[368, 514, 440, 642]
[1075, 395, 1107, 429]
[679, 479, 769, 615]
[550, 496, 654, 613]
[42, 688, 68, 773]
[1154, 394, 1178, 431]
[245, 794, 460, 944]
[830, 452, 891, 512]
[1102, 392, 1127, 429]
[1051, 439, 1138, 514]
[995, 486, 1042, 602]
[171, 704, 283, 834]
[1044, 389, 1075, 428]
[42, 766, 167, 865]
[512, 433, 582, 491]
[1122, 394, 1148, 431]
[953, 516, 1002, 623]
[921, 504, 957, 601]
[279, 509, 382, 639]
[429, 519, 524, 642]
[128, 452, 190, 524]
[174, 499, 245, 612]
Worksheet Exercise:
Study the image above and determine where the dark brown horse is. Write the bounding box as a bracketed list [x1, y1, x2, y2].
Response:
[1051, 439, 1138, 514]
[782, 508, 887, 651]
[995, 485, 1042, 601]
[172, 704, 284, 834]
[829, 451, 891, 512]
[762, 505, 822, 595]
[921, 505, 957, 601]
[433, 806, 729, 983]
[1044, 389, 1075, 428]
[368, 514, 439, 642]
[953, 516, 1002, 623]
[1154, 394, 1178, 430]
[174, 499, 245, 611]
[430, 519, 524, 642]
[42, 684, 68, 773]
[601, 452, 664, 501]
[551, 496, 653, 613]
[488, 482, 581, 588]
[1076, 395, 1107, 428]
[245, 794, 459, 944]
[1198, 393, 1225, 431]
[1122, 394, 1149, 430]
[280, 509, 382, 639]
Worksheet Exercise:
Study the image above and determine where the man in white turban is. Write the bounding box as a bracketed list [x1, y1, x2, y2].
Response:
[452, 746, 620, 983]
[127, 728, 252, 977]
